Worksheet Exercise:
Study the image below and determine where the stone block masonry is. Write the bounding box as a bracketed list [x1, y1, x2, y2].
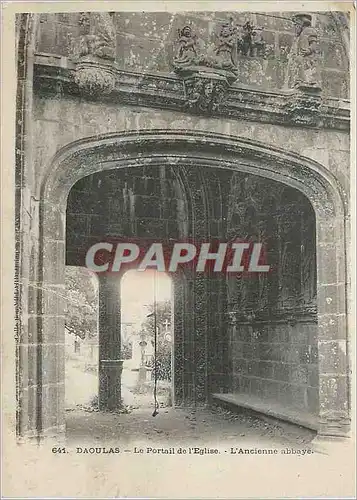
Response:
[231, 319, 319, 415]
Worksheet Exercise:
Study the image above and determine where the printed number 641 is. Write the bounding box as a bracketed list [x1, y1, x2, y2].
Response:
[51, 447, 67, 453]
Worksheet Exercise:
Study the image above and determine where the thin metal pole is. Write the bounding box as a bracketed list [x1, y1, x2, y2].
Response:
[152, 271, 159, 416]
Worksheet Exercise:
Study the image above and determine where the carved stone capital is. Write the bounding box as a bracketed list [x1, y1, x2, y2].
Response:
[172, 21, 270, 114]
[74, 58, 116, 97]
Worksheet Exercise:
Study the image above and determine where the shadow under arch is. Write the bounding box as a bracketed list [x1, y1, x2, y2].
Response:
[35, 129, 350, 439]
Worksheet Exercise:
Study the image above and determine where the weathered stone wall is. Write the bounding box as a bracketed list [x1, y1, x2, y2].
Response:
[231, 319, 318, 414]
[226, 174, 318, 416]
[66, 166, 188, 265]
[19, 87, 349, 435]
[35, 11, 349, 98]
[33, 95, 350, 199]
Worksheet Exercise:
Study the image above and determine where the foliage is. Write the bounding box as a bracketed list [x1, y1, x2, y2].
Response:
[65, 267, 98, 340]
[143, 300, 171, 335]
[121, 339, 133, 360]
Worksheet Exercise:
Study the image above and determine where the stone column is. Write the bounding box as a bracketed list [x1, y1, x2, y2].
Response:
[37, 201, 67, 438]
[98, 274, 123, 411]
[316, 215, 350, 437]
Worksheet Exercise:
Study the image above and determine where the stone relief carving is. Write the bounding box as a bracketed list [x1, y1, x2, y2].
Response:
[213, 23, 238, 72]
[224, 174, 316, 320]
[173, 23, 241, 75]
[77, 12, 116, 61]
[172, 19, 269, 113]
[183, 75, 229, 112]
[73, 12, 116, 96]
[286, 13, 321, 89]
[67, 11, 327, 123]
[173, 25, 200, 70]
[285, 13, 322, 124]
[285, 89, 322, 126]
[171, 14, 324, 121]
[173, 22, 246, 113]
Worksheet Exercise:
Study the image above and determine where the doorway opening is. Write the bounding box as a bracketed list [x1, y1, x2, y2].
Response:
[64, 266, 99, 411]
[120, 269, 173, 410]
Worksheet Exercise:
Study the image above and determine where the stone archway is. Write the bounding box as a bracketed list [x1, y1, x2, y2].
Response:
[33, 129, 349, 438]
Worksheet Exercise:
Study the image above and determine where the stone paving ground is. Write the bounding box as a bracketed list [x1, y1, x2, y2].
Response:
[65, 403, 316, 449]
[65, 357, 316, 448]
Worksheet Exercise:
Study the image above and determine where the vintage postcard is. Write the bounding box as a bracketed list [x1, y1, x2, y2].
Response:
[1, 1, 355, 498]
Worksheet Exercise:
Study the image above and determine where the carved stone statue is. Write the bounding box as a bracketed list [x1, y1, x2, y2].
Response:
[286, 13, 321, 89]
[212, 23, 237, 73]
[73, 12, 116, 96]
[237, 21, 265, 58]
[173, 25, 199, 72]
[172, 22, 243, 113]
[77, 12, 116, 62]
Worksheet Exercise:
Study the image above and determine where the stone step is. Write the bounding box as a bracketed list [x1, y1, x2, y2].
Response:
[211, 392, 319, 431]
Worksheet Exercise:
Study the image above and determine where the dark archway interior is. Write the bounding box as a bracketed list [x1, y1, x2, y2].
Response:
[65, 164, 318, 422]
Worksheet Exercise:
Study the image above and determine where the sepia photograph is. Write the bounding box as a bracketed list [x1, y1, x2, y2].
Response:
[1, 1, 355, 498]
